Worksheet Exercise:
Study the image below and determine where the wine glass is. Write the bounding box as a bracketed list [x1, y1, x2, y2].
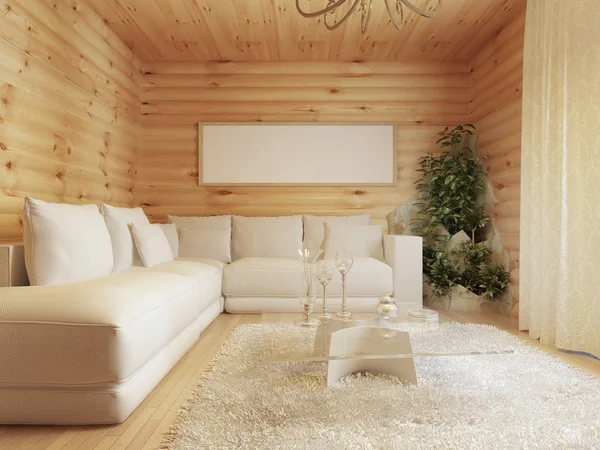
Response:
[294, 248, 322, 327]
[315, 260, 335, 320]
[335, 249, 353, 319]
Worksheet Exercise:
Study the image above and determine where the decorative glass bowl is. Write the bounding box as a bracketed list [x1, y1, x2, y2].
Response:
[408, 309, 439, 329]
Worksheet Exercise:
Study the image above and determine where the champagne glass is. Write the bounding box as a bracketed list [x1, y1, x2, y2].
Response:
[295, 248, 322, 327]
[335, 249, 353, 319]
[315, 260, 335, 320]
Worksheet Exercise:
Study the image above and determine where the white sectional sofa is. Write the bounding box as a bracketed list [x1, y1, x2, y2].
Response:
[0, 199, 422, 425]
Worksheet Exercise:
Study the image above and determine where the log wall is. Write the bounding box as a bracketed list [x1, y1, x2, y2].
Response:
[136, 61, 472, 228]
[0, 0, 142, 241]
[470, 11, 525, 316]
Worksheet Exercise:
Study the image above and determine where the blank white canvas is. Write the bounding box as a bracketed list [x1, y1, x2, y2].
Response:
[200, 124, 395, 185]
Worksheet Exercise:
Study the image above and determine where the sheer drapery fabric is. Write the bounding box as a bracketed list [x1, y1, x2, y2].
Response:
[520, 0, 600, 357]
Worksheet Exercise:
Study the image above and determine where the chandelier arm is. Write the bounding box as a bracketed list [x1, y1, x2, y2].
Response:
[324, 0, 362, 30]
[360, 0, 374, 34]
[400, 0, 442, 19]
[384, 0, 406, 31]
[295, 0, 351, 18]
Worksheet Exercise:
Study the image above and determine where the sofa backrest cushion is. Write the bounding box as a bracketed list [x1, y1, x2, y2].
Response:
[167, 215, 231, 230]
[178, 228, 232, 263]
[303, 214, 371, 250]
[232, 215, 302, 260]
[131, 223, 174, 267]
[22, 198, 114, 286]
[101, 204, 150, 272]
[158, 223, 179, 258]
[323, 223, 384, 261]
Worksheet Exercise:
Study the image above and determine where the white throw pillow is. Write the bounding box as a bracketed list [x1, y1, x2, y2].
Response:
[100, 204, 150, 272]
[168, 215, 231, 230]
[323, 223, 384, 261]
[130, 223, 174, 267]
[303, 214, 371, 250]
[22, 198, 113, 286]
[178, 228, 232, 263]
[158, 223, 179, 257]
[232, 215, 302, 260]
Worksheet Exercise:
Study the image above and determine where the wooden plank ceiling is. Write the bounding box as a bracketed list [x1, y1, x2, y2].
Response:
[89, 0, 526, 61]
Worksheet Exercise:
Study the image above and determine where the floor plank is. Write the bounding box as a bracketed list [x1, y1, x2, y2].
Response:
[94, 436, 119, 450]
[13, 427, 54, 450]
[29, 428, 68, 450]
[2, 311, 598, 450]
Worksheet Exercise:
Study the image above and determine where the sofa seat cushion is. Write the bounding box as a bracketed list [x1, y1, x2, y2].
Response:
[175, 257, 226, 272]
[223, 257, 303, 297]
[141, 258, 222, 300]
[143, 258, 220, 281]
[0, 269, 220, 387]
[324, 257, 393, 297]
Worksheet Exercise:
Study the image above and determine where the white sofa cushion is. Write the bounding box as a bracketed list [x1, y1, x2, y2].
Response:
[223, 257, 303, 297]
[142, 259, 223, 299]
[131, 224, 174, 268]
[22, 198, 113, 286]
[323, 257, 393, 297]
[178, 228, 232, 263]
[232, 215, 302, 260]
[158, 223, 179, 257]
[101, 204, 150, 272]
[168, 215, 231, 230]
[303, 214, 371, 250]
[323, 223, 384, 261]
[176, 257, 226, 273]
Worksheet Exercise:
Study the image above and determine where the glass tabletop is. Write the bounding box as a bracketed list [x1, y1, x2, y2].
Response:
[260, 312, 513, 363]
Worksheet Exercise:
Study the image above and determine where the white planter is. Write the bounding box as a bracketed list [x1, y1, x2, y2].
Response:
[424, 284, 503, 313]
[447, 285, 480, 311]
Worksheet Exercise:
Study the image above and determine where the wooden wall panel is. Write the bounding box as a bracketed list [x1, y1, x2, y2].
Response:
[136, 61, 472, 228]
[470, 11, 525, 316]
[0, 0, 143, 242]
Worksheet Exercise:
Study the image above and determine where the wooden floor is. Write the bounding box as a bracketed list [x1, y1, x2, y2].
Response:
[1, 311, 599, 450]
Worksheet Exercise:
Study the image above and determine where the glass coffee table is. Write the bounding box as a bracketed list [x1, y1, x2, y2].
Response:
[261, 312, 513, 381]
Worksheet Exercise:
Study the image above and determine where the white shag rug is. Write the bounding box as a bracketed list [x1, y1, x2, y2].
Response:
[164, 323, 600, 449]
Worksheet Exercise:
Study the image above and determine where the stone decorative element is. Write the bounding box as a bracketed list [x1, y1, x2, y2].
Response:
[447, 230, 470, 260]
[385, 194, 423, 235]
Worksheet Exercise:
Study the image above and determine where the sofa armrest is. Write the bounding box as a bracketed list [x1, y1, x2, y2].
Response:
[0, 243, 29, 287]
[383, 235, 422, 306]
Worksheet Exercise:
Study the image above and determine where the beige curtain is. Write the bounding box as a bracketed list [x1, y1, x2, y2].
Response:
[520, 0, 600, 357]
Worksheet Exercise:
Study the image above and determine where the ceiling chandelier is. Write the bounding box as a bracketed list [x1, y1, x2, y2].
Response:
[295, 0, 442, 34]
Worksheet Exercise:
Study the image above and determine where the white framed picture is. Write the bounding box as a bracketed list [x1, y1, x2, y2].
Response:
[199, 123, 396, 186]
